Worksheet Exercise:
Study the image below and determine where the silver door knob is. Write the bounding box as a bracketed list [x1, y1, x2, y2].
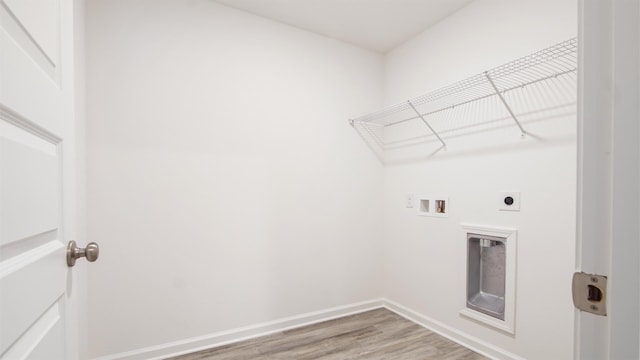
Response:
[66, 240, 99, 267]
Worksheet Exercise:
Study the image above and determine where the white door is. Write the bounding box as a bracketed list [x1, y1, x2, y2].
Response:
[0, 0, 82, 359]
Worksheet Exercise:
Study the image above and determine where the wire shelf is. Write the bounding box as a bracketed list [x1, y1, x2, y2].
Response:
[350, 38, 577, 162]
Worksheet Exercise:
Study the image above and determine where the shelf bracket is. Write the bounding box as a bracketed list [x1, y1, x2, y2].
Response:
[484, 72, 526, 137]
[407, 101, 446, 148]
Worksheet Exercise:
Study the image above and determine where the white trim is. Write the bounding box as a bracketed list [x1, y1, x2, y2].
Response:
[383, 299, 525, 360]
[575, 1, 613, 358]
[574, 0, 640, 358]
[0, 104, 62, 144]
[91, 298, 529, 360]
[90, 299, 385, 360]
[459, 309, 513, 335]
[460, 224, 517, 237]
[0, 118, 58, 155]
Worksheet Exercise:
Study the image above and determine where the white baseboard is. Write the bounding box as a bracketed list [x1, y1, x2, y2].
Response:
[92, 298, 524, 360]
[382, 299, 525, 360]
[91, 299, 385, 360]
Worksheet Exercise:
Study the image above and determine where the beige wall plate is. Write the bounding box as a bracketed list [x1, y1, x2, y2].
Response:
[572, 272, 607, 316]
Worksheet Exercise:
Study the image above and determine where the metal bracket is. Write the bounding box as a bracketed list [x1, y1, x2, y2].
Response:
[572, 272, 607, 316]
[484, 72, 526, 137]
[407, 101, 446, 148]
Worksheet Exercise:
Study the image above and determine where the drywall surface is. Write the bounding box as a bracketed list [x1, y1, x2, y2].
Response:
[381, 0, 578, 358]
[85, 0, 383, 357]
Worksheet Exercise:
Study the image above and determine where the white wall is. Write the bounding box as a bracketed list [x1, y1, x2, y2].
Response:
[86, 0, 584, 358]
[381, 0, 577, 359]
[85, 0, 384, 357]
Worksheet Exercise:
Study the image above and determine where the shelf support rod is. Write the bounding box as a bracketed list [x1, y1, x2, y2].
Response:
[407, 101, 446, 148]
[484, 72, 526, 137]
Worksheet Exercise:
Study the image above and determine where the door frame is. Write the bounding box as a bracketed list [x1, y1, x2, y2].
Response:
[576, 0, 640, 358]
[65, 0, 640, 359]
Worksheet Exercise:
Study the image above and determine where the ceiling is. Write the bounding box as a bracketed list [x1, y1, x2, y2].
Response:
[214, 0, 474, 53]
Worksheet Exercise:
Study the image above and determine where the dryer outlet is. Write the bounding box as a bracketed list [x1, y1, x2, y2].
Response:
[499, 192, 520, 211]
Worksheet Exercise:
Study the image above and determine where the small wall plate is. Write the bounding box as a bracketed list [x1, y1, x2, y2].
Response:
[498, 192, 520, 212]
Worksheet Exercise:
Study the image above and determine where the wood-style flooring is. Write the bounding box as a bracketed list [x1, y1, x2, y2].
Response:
[168, 308, 487, 360]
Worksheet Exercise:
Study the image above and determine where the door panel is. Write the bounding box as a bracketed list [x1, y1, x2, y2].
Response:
[1, 121, 59, 246]
[0, 0, 65, 133]
[27, 306, 65, 360]
[0, 119, 66, 358]
[0, 243, 65, 357]
[3, 0, 60, 67]
[2, 302, 64, 359]
[0, 0, 75, 358]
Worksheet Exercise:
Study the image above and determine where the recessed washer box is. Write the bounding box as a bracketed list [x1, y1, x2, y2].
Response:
[417, 196, 448, 217]
[460, 224, 517, 335]
[499, 192, 520, 211]
[466, 233, 506, 320]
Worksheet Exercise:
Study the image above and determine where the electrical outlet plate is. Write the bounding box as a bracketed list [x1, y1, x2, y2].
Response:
[499, 192, 520, 211]
[406, 194, 414, 208]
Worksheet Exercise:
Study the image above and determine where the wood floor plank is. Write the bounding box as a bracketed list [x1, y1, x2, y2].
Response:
[168, 309, 487, 360]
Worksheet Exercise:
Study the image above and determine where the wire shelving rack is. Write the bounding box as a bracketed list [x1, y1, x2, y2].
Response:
[349, 38, 578, 162]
